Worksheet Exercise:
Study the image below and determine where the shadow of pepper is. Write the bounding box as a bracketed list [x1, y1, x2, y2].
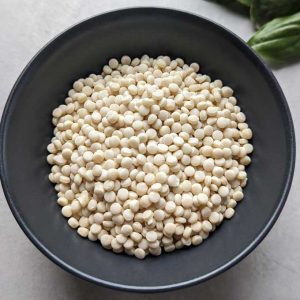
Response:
[205, 0, 250, 17]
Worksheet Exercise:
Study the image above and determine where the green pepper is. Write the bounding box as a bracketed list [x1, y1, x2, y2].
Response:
[237, 0, 252, 7]
[248, 11, 300, 65]
[211, 0, 251, 6]
[250, 0, 300, 28]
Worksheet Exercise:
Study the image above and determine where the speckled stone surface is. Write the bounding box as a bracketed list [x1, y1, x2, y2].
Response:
[1, 1, 299, 299]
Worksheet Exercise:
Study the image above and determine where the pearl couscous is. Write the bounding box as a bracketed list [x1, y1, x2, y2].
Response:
[47, 55, 253, 259]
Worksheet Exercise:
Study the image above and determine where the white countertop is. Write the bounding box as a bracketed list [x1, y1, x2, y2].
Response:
[1, 0, 299, 299]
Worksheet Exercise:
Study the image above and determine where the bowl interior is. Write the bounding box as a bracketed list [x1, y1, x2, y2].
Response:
[0, 8, 294, 291]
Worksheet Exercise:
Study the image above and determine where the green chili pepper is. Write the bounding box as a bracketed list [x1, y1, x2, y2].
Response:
[237, 0, 252, 7]
[248, 11, 300, 64]
[211, 0, 251, 6]
[250, 0, 300, 28]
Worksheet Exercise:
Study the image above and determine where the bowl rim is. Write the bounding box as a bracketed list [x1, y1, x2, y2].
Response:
[0, 6, 296, 293]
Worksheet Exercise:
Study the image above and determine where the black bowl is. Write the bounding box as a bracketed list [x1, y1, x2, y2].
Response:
[0, 7, 295, 292]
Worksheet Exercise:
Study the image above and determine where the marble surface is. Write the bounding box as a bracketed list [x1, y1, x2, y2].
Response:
[0, 0, 299, 299]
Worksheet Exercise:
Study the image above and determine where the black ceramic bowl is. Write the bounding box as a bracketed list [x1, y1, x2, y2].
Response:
[0, 7, 295, 292]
